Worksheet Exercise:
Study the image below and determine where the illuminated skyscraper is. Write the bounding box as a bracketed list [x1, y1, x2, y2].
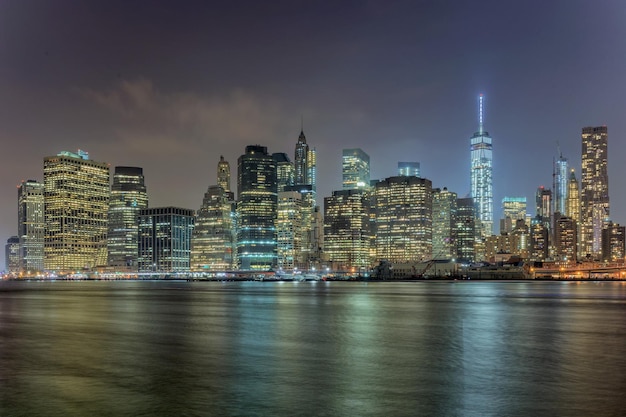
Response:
[470, 94, 493, 237]
[455, 198, 475, 263]
[536, 186, 552, 233]
[324, 189, 371, 271]
[276, 190, 304, 270]
[554, 154, 568, 215]
[530, 216, 549, 261]
[217, 155, 231, 193]
[374, 176, 433, 263]
[555, 216, 577, 262]
[295, 129, 309, 186]
[43, 150, 109, 272]
[581, 126, 609, 259]
[191, 185, 235, 271]
[432, 187, 457, 260]
[5, 236, 20, 274]
[342, 148, 370, 190]
[601, 222, 625, 262]
[501, 197, 526, 234]
[566, 169, 580, 222]
[273, 153, 295, 192]
[18, 180, 44, 273]
[138, 207, 194, 272]
[107, 167, 148, 270]
[398, 162, 420, 177]
[237, 145, 277, 270]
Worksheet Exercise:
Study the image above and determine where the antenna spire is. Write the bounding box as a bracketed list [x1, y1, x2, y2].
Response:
[478, 94, 484, 134]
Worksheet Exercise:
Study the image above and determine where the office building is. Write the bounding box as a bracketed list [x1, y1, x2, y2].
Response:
[554, 154, 568, 215]
[276, 190, 304, 270]
[432, 187, 457, 260]
[5, 236, 20, 274]
[566, 169, 581, 223]
[374, 176, 433, 263]
[536, 186, 552, 232]
[530, 216, 549, 261]
[342, 148, 370, 190]
[324, 189, 371, 271]
[501, 197, 526, 234]
[470, 94, 493, 238]
[602, 222, 625, 262]
[455, 198, 476, 263]
[398, 162, 420, 177]
[273, 153, 295, 192]
[138, 207, 194, 272]
[191, 185, 236, 271]
[43, 150, 109, 272]
[237, 145, 277, 270]
[17, 180, 44, 273]
[555, 216, 577, 263]
[107, 167, 148, 270]
[581, 126, 609, 259]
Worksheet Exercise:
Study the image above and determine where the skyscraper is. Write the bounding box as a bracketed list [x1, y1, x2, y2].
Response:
[273, 152, 295, 192]
[217, 155, 231, 193]
[566, 169, 580, 222]
[324, 189, 371, 271]
[397, 162, 420, 177]
[501, 197, 527, 234]
[554, 153, 568, 215]
[295, 128, 309, 186]
[470, 94, 493, 237]
[580, 126, 609, 259]
[374, 176, 433, 263]
[191, 185, 235, 271]
[17, 180, 44, 273]
[432, 187, 457, 260]
[276, 190, 304, 270]
[43, 150, 109, 272]
[342, 148, 370, 190]
[455, 198, 475, 263]
[138, 207, 194, 272]
[237, 145, 277, 270]
[107, 166, 148, 270]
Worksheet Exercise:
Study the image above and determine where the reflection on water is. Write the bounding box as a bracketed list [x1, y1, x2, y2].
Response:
[1, 281, 626, 416]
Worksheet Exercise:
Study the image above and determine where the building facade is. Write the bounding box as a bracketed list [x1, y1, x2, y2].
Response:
[342, 148, 370, 190]
[107, 166, 148, 270]
[191, 185, 236, 271]
[555, 216, 577, 263]
[470, 94, 493, 238]
[237, 145, 277, 270]
[580, 126, 609, 259]
[554, 154, 568, 215]
[324, 189, 371, 271]
[432, 187, 457, 260]
[501, 196, 526, 234]
[374, 176, 433, 263]
[43, 150, 109, 272]
[18, 180, 44, 273]
[5, 236, 20, 274]
[138, 207, 194, 272]
[455, 198, 476, 263]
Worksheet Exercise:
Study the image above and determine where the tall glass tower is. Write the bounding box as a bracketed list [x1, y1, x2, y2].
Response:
[107, 166, 148, 270]
[470, 94, 493, 238]
[342, 148, 370, 190]
[554, 153, 568, 215]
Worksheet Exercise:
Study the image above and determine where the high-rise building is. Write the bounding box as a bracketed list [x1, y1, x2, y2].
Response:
[5, 236, 20, 274]
[295, 129, 309, 186]
[397, 162, 420, 177]
[374, 176, 433, 263]
[342, 148, 370, 190]
[17, 180, 44, 273]
[432, 187, 457, 260]
[217, 155, 231, 193]
[581, 126, 609, 259]
[554, 154, 568, 215]
[276, 190, 304, 270]
[324, 189, 371, 271]
[555, 216, 577, 263]
[237, 145, 277, 270]
[273, 153, 295, 192]
[536, 186, 552, 231]
[501, 197, 526, 234]
[455, 198, 476, 263]
[530, 216, 549, 261]
[138, 207, 194, 272]
[602, 222, 625, 262]
[107, 167, 148, 270]
[191, 185, 236, 271]
[470, 94, 493, 238]
[43, 150, 109, 272]
[566, 169, 581, 223]
[510, 219, 530, 259]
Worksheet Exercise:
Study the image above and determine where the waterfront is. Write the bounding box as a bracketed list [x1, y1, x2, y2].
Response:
[1, 281, 626, 416]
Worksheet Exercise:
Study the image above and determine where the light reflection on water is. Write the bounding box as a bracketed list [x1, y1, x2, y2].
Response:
[1, 281, 626, 416]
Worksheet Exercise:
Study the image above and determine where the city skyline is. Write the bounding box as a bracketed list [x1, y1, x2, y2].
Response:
[2, 1, 626, 268]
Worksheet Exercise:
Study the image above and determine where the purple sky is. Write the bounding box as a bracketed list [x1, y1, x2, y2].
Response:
[2, 1, 626, 268]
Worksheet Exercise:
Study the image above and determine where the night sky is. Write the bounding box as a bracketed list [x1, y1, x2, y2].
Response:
[1, 0, 625, 268]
